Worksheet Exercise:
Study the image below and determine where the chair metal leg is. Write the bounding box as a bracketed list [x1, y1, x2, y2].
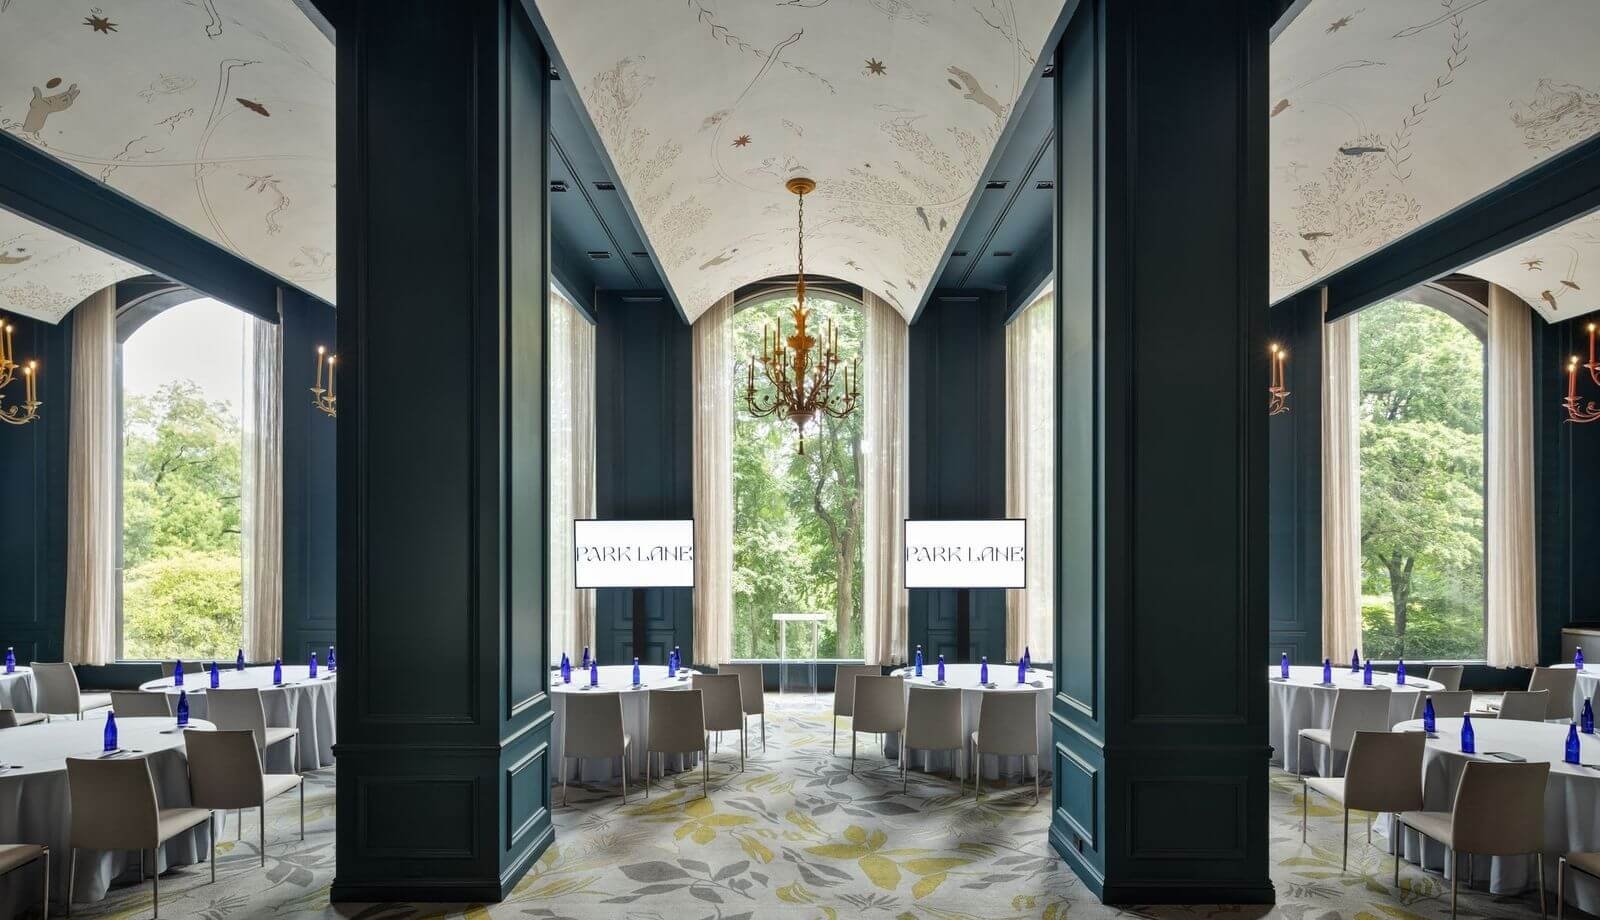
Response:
[832, 719, 837, 754]
[739, 728, 745, 772]
[1451, 849, 1459, 920]
[976, 751, 983, 800]
[1559, 857, 1567, 920]
[1393, 819, 1401, 888]
[210, 813, 217, 884]
[40, 847, 48, 920]
[1538, 852, 1547, 918]
[1342, 808, 1349, 870]
[152, 850, 160, 919]
[1301, 778, 1308, 842]
[701, 747, 708, 799]
[761, 713, 766, 752]
[259, 806, 266, 866]
[300, 781, 305, 840]
[66, 849, 75, 917]
[237, 809, 242, 841]
[562, 756, 570, 806]
[850, 731, 857, 774]
[139, 849, 145, 881]
[621, 755, 629, 803]
[901, 746, 908, 792]
[1033, 755, 1039, 804]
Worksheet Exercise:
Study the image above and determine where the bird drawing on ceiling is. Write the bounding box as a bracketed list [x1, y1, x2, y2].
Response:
[1326, 14, 1357, 33]
[946, 66, 1005, 118]
[1522, 257, 1544, 271]
[915, 206, 931, 231]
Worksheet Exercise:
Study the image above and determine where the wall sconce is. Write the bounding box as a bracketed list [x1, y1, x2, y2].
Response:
[1564, 322, 1599, 424]
[0, 317, 41, 426]
[1268, 342, 1290, 416]
[312, 345, 337, 418]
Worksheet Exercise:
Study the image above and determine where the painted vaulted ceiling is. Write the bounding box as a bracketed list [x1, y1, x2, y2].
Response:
[1271, 0, 1600, 321]
[0, 209, 146, 323]
[535, 0, 1066, 321]
[0, 0, 334, 322]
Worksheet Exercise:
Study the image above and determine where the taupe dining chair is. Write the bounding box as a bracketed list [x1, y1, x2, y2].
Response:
[970, 692, 1041, 803]
[112, 690, 175, 718]
[717, 663, 767, 753]
[184, 729, 304, 878]
[902, 686, 964, 793]
[645, 688, 708, 799]
[64, 756, 211, 918]
[0, 843, 47, 918]
[0, 708, 48, 728]
[203, 689, 298, 771]
[1395, 759, 1550, 919]
[1297, 687, 1392, 777]
[1411, 690, 1474, 721]
[1427, 666, 1465, 692]
[831, 665, 882, 755]
[1557, 851, 1600, 920]
[159, 662, 178, 680]
[693, 674, 746, 772]
[848, 676, 905, 775]
[1531, 666, 1578, 702]
[559, 692, 630, 805]
[32, 663, 112, 720]
[1495, 690, 1551, 722]
[1301, 730, 1425, 870]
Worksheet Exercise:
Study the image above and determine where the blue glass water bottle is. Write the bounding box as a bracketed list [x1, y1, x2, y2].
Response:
[1396, 659, 1406, 685]
[236, 648, 246, 671]
[103, 711, 118, 753]
[309, 652, 318, 679]
[176, 690, 190, 727]
[589, 659, 599, 687]
[173, 658, 184, 687]
[632, 657, 642, 687]
[667, 650, 677, 679]
[674, 646, 682, 672]
[560, 652, 572, 684]
[209, 661, 220, 689]
[1423, 696, 1437, 733]
[1351, 649, 1360, 673]
[1017, 657, 1027, 684]
[936, 654, 946, 683]
[1362, 658, 1373, 686]
[1460, 714, 1476, 754]
[3, 647, 12, 674]
[1280, 652, 1290, 680]
[272, 658, 283, 685]
[980, 656, 989, 685]
[1579, 646, 1586, 670]
[1321, 658, 1332, 684]
[1585, 699, 1595, 735]
[914, 645, 923, 677]
[1568, 723, 1582, 765]
[328, 646, 337, 672]
[581, 646, 590, 670]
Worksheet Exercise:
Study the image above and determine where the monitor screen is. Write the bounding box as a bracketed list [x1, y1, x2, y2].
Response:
[573, 519, 696, 588]
[903, 519, 1027, 589]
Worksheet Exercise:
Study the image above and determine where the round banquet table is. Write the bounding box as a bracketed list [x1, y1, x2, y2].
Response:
[1548, 663, 1600, 723]
[0, 716, 215, 916]
[0, 666, 36, 714]
[1268, 665, 1442, 775]
[549, 665, 701, 782]
[1376, 718, 1600, 915]
[883, 664, 1054, 780]
[139, 665, 336, 772]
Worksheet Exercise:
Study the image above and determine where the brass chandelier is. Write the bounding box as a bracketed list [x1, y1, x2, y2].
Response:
[741, 177, 860, 455]
[0, 316, 41, 426]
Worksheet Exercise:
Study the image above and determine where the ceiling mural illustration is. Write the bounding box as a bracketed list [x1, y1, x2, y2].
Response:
[1464, 211, 1600, 323]
[1270, 0, 1600, 308]
[0, 208, 145, 323]
[535, 0, 1066, 320]
[0, 0, 335, 306]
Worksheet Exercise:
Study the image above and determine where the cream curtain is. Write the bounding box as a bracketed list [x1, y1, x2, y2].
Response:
[1005, 287, 1055, 662]
[1486, 284, 1538, 668]
[64, 287, 118, 665]
[242, 311, 284, 662]
[1321, 311, 1363, 662]
[862, 289, 909, 666]
[692, 293, 735, 667]
[548, 287, 597, 663]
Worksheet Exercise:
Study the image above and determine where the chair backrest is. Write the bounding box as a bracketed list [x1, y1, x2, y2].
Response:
[1496, 690, 1550, 721]
[1327, 687, 1393, 750]
[1529, 666, 1577, 700]
[1426, 665, 1465, 692]
[203, 688, 271, 754]
[851, 676, 906, 734]
[717, 663, 766, 716]
[66, 756, 161, 850]
[647, 688, 706, 755]
[904, 686, 963, 752]
[1449, 760, 1551, 855]
[562, 692, 626, 759]
[31, 662, 82, 715]
[975, 692, 1038, 756]
[184, 729, 267, 810]
[1343, 730, 1426, 813]
[0, 710, 17, 728]
[111, 690, 174, 718]
[833, 665, 881, 718]
[1412, 690, 1473, 721]
[160, 661, 178, 680]
[692, 674, 744, 732]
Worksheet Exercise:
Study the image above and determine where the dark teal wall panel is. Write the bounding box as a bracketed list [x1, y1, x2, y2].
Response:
[281, 288, 338, 665]
[1535, 313, 1600, 662]
[1267, 290, 1323, 665]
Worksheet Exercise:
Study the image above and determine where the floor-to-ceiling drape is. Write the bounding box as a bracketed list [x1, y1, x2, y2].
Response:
[692, 292, 734, 667]
[65, 287, 118, 665]
[1486, 284, 1538, 668]
[1005, 286, 1054, 662]
[862, 289, 909, 666]
[242, 311, 284, 662]
[1321, 311, 1363, 662]
[549, 287, 597, 663]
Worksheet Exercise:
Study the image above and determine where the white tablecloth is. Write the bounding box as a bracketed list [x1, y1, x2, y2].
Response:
[1377, 718, 1600, 915]
[0, 667, 36, 713]
[550, 665, 701, 782]
[140, 665, 336, 772]
[1550, 663, 1600, 723]
[1268, 665, 1442, 774]
[883, 664, 1054, 780]
[0, 717, 215, 916]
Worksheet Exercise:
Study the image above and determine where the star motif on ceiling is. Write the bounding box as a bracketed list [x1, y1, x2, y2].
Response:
[1522, 258, 1544, 271]
[732, 134, 752, 148]
[1325, 15, 1353, 33]
[865, 58, 887, 76]
[84, 13, 118, 33]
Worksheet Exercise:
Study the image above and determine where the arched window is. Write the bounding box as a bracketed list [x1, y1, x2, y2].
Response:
[1356, 287, 1486, 661]
[119, 295, 248, 661]
[731, 289, 865, 659]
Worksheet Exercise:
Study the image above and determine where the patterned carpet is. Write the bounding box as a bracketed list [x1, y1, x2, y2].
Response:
[69, 695, 1561, 920]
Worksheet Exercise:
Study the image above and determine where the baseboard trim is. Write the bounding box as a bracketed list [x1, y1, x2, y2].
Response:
[499, 821, 554, 896]
[1049, 823, 1104, 899]
[1101, 881, 1277, 906]
[331, 878, 506, 903]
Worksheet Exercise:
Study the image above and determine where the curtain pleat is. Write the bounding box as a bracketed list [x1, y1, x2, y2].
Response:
[243, 312, 284, 662]
[1486, 284, 1538, 668]
[571, 300, 597, 659]
[549, 288, 597, 663]
[64, 287, 118, 665]
[692, 293, 735, 667]
[1005, 287, 1054, 662]
[862, 289, 909, 666]
[1321, 312, 1363, 662]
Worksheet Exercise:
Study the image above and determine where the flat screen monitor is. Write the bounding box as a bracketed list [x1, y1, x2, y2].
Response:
[574, 519, 696, 589]
[903, 519, 1026, 589]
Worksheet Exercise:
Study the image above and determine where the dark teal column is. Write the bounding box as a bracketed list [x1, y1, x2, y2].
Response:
[332, 0, 553, 901]
[1051, 0, 1272, 903]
